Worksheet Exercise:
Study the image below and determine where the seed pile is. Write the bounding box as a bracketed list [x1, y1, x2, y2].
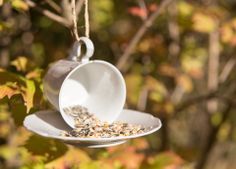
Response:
[60, 105, 147, 138]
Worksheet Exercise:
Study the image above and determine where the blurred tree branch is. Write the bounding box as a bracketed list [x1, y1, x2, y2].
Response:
[75, 0, 84, 15]
[137, 86, 148, 111]
[25, 0, 70, 27]
[175, 90, 236, 113]
[167, 0, 180, 66]
[44, 0, 62, 13]
[25, 0, 84, 29]
[207, 27, 220, 114]
[61, 0, 84, 23]
[196, 102, 233, 169]
[219, 56, 236, 83]
[116, 0, 175, 72]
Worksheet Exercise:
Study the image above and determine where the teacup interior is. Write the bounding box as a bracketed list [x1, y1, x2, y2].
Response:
[59, 61, 126, 128]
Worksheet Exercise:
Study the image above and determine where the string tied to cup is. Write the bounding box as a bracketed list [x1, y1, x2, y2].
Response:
[69, 0, 94, 63]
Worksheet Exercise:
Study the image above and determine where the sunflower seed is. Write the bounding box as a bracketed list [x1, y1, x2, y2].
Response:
[61, 105, 148, 138]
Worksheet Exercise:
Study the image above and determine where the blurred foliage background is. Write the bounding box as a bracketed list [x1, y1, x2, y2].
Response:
[1, 0, 236, 168]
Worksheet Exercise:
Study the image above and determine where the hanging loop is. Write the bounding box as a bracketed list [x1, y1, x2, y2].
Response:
[69, 37, 94, 63]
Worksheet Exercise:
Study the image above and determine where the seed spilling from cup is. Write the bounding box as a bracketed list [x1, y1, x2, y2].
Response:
[60, 105, 148, 138]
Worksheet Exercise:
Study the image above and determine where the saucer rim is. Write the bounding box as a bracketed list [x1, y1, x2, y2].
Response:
[23, 109, 162, 142]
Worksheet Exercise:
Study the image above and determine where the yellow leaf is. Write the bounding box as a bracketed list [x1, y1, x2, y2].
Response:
[176, 74, 193, 93]
[181, 48, 207, 79]
[138, 38, 152, 52]
[145, 76, 168, 96]
[22, 80, 36, 113]
[221, 24, 234, 43]
[125, 74, 143, 106]
[11, 0, 29, 11]
[0, 123, 11, 137]
[192, 13, 216, 33]
[11, 56, 29, 72]
[178, 1, 193, 16]
[164, 102, 174, 114]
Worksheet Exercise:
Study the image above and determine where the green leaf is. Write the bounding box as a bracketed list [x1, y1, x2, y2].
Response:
[0, 70, 26, 86]
[91, 0, 114, 29]
[24, 135, 68, 163]
[9, 94, 27, 126]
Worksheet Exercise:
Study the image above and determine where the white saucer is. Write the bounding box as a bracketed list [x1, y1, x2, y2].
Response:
[24, 109, 161, 147]
[66, 140, 127, 148]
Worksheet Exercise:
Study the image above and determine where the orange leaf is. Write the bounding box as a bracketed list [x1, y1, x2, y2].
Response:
[0, 84, 20, 99]
[105, 145, 145, 169]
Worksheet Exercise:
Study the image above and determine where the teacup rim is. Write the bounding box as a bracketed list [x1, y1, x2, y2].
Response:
[58, 59, 126, 128]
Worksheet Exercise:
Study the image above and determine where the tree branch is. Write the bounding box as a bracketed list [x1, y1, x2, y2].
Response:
[167, 0, 180, 66]
[207, 27, 220, 113]
[175, 90, 236, 113]
[76, 0, 84, 15]
[137, 86, 149, 111]
[219, 56, 236, 83]
[44, 0, 62, 13]
[116, 0, 175, 71]
[175, 91, 218, 112]
[25, 0, 70, 27]
[195, 103, 233, 169]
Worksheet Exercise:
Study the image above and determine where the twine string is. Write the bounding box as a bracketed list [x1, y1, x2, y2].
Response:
[84, 0, 89, 38]
[71, 0, 90, 41]
[71, 0, 80, 41]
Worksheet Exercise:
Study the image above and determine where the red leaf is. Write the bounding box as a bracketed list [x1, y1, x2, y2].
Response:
[128, 7, 147, 19]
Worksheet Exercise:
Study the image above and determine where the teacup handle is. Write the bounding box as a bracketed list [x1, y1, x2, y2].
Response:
[69, 37, 94, 63]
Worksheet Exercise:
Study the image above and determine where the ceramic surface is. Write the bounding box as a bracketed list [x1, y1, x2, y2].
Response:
[64, 140, 127, 148]
[43, 38, 126, 128]
[59, 60, 126, 127]
[23, 109, 162, 144]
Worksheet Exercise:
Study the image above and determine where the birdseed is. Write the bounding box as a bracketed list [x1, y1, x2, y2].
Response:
[60, 105, 148, 138]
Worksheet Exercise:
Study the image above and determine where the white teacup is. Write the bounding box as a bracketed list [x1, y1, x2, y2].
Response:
[43, 37, 126, 128]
